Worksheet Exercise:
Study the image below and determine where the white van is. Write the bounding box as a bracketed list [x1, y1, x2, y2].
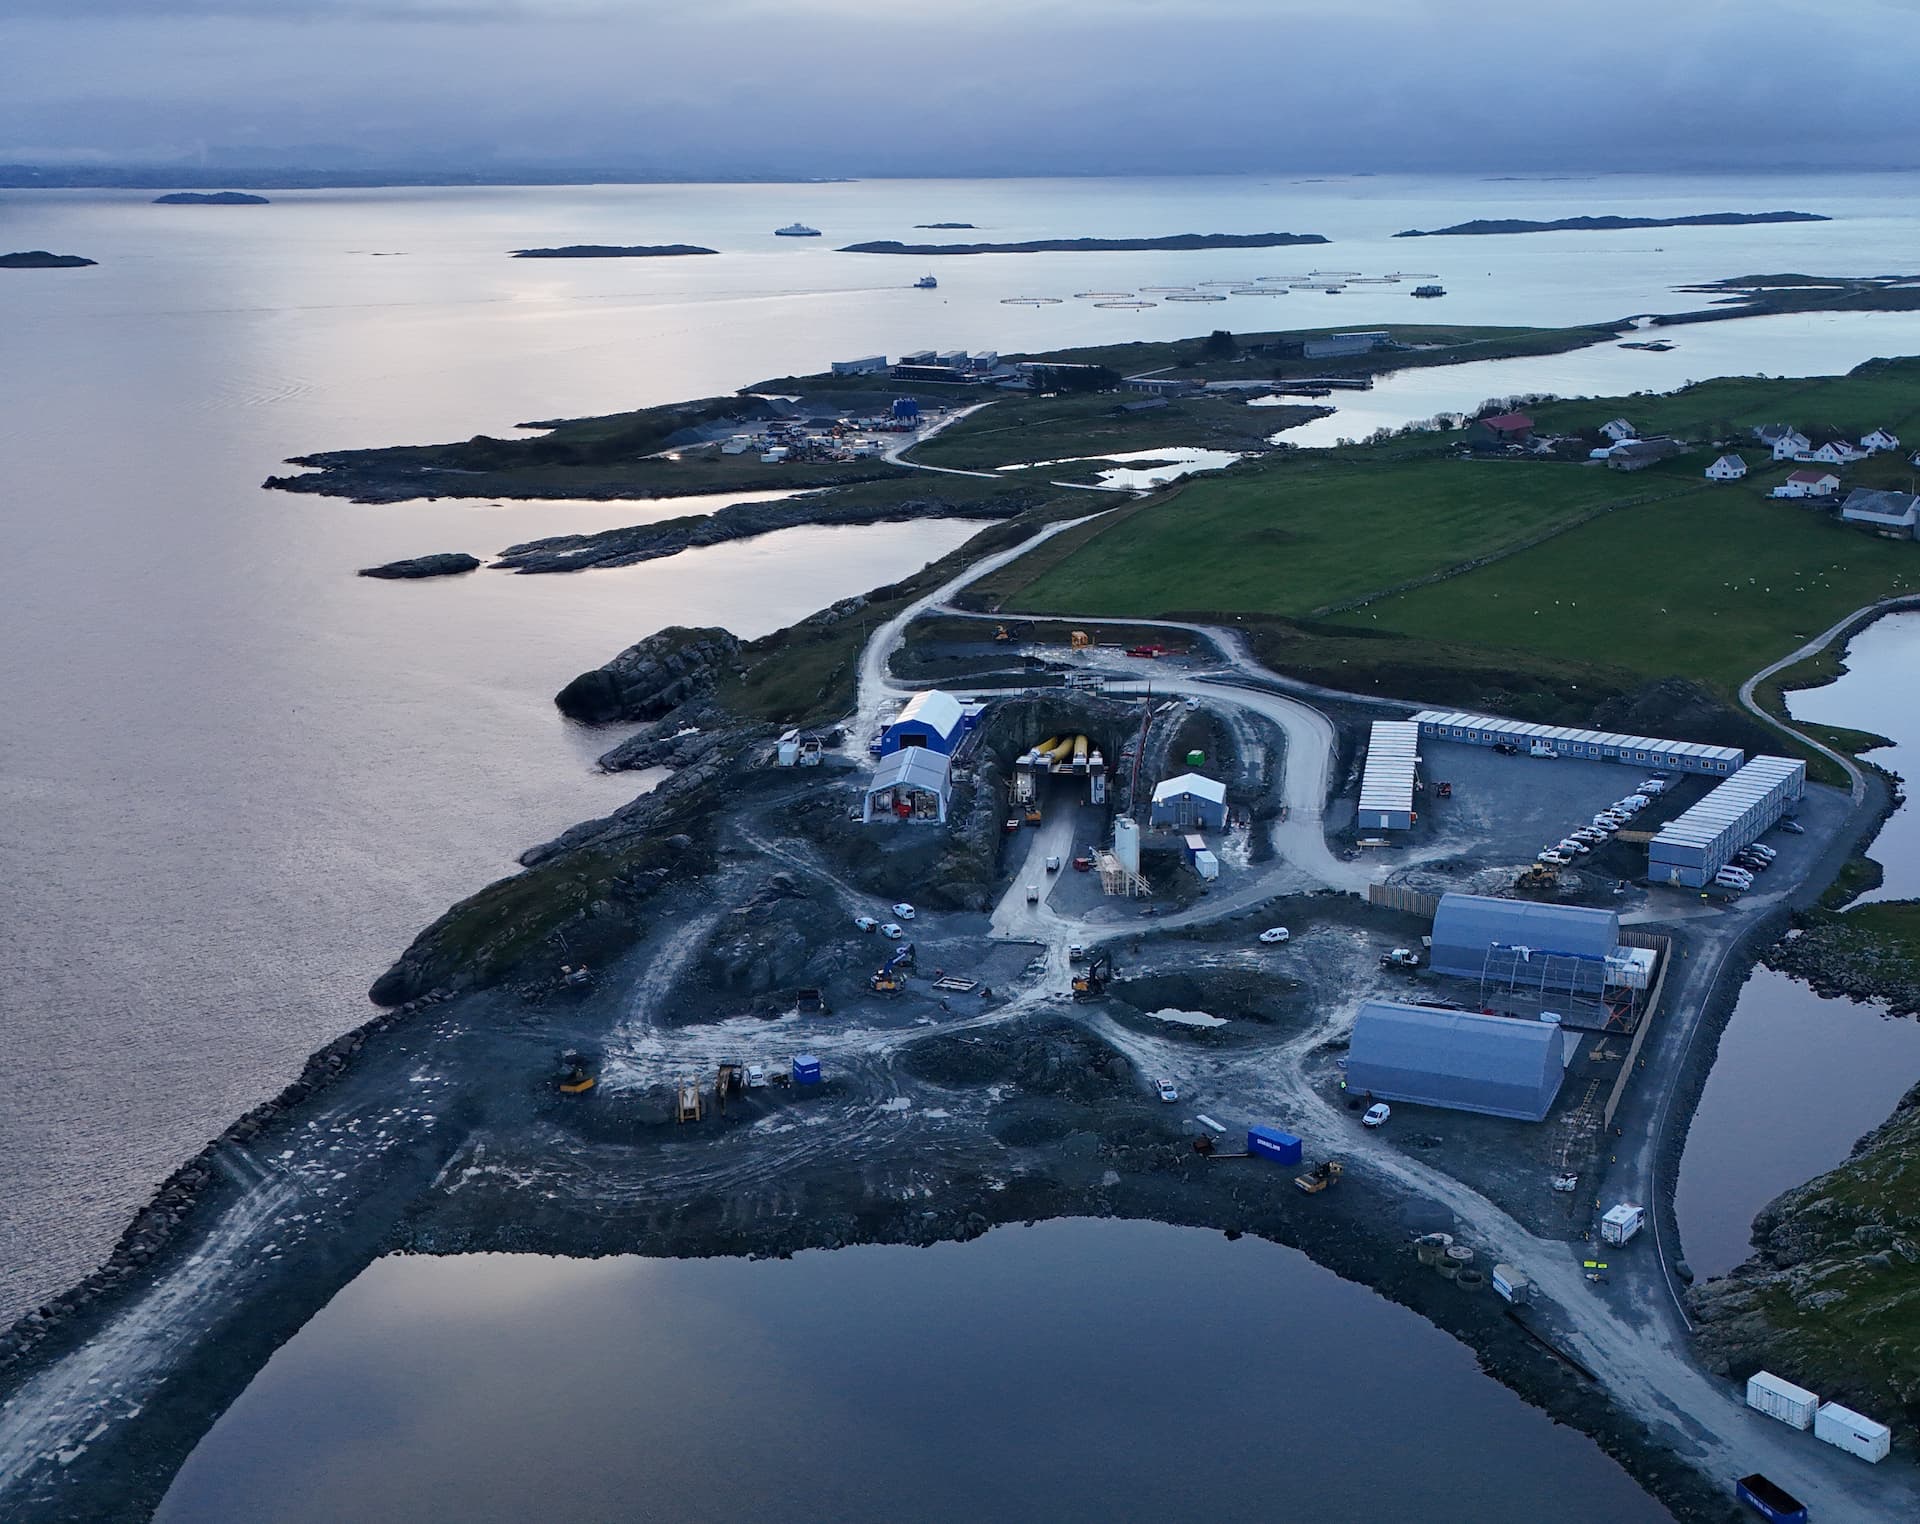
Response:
[1528, 743, 1556, 759]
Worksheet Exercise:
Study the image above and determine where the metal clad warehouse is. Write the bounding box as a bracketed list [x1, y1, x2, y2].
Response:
[1430, 893, 1619, 980]
[1346, 1000, 1569, 1121]
[1411, 710, 1744, 777]
[1358, 720, 1420, 830]
[1649, 756, 1807, 886]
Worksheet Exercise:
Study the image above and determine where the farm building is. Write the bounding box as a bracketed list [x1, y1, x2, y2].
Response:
[1148, 773, 1228, 832]
[1476, 410, 1535, 443]
[1410, 711, 1744, 776]
[1345, 1000, 1571, 1122]
[861, 747, 951, 824]
[1357, 719, 1420, 831]
[1429, 893, 1621, 983]
[1606, 438, 1682, 472]
[1774, 468, 1840, 499]
[1840, 489, 1920, 537]
[1705, 454, 1748, 481]
[879, 690, 969, 757]
[1648, 756, 1807, 887]
[1302, 330, 1390, 359]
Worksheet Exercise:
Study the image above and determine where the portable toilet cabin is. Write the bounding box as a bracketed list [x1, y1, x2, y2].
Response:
[792, 1054, 822, 1086]
[1247, 1126, 1303, 1165]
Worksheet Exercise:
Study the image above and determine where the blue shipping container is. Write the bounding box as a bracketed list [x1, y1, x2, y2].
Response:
[1247, 1126, 1302, 1165]
[792, 1055, 822, 1085]
[1736, 1475, 1806, 1523]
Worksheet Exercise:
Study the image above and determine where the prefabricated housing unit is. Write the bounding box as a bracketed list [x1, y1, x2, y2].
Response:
[1813, 1401, 1891, 1463]
[1344, 1000, 1571, 1122]
[1358, 719, 1420, 830]
[1648, 756, 1807, 888]
[1429, 893, 1620, 983]
[1411, 710, 1745, 777]
[1746, 1371, 1819, 1431]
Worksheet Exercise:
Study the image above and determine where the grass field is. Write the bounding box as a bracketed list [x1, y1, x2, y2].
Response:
[903, 391, 1323, 472]
[983, 361, 1920, 729]
[991, 451, 1710, 618]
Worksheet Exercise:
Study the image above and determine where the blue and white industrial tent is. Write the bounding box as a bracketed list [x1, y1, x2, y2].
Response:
[880, 690, 967, 757]
[1148, 772, 1228, 832]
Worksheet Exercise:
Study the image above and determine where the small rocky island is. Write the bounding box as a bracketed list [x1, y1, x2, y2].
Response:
[511, 244, 718, 259]
[357, 552, 481, 579]
[153, 191, 270, 205]
[913, 222, 975, 229]
[1396, 211, 1828, 237]
[0, 250, 96, 268]
[842, 231, 1329, 254]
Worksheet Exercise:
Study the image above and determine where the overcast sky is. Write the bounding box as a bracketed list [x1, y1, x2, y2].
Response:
[3, 0, 1917, 175]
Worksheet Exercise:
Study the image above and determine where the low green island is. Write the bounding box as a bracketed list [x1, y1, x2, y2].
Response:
[1396, 210, 1829, 237]
[510, 243, 718, 258]
[841, 231, 1329, 254]
[152, 191, 269, 204]
[0, 250, 96, 268]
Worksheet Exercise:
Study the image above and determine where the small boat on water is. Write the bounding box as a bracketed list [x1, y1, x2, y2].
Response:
[1411, 283, 1446, 298]
[914, 273, 938, 289]
[775, 222, 821, 237]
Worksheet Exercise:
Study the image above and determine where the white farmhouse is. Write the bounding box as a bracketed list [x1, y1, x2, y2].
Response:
[1755, 424, 1810, 461]
[1861, 428, 1901, 453]
[1600, 418, 1637, 443]
[1773, 468, 1841, 499]
[1705, 454, 1748, 482]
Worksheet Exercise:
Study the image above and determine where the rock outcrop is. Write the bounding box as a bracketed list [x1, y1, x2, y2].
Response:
[510, 244, 716, 258]
[555, 626, 741, 725]
[1688, 1082, 1920, 1423]
[152, 191, 269, 204]
[357, 552, 482, 579]
[1, 250, 96, 268]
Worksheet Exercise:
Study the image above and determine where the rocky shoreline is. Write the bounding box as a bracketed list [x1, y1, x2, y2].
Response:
[1396, 211, 1828, 237]
[492, 488, 1033, 574]
[840, 232, 1329, 254]
[357, 551, 481, 579]
[510, 243, 716, 258]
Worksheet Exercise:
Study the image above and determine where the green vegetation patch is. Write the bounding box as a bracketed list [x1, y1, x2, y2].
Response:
[905, 391, 1323, 472]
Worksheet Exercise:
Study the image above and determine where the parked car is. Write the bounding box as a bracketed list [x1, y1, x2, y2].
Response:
[1362, 1102, 1392, 1127]
[1557, 839, 1591, 855]
[1715, 868, 1754, 888]
[1493, 741, 1520, 755]
[1155, 1078, 1179, 1103]
[1528, 743, 1556, 759]
[1780, 819, 1806, 835]
[1747, 843, 1777, 861]
[1620, 794, 1651, 811]
[892, 902, 916, 920]
[1712, 873, 1750, 893]
[1538, 850, 1572, 866]
[881, 922, 905, 938]
[1259, 927, 1291, 944]
[853, 915, 879, 933]
[1571, 829, 1606, 844]
[1637, 778, 1669, 795]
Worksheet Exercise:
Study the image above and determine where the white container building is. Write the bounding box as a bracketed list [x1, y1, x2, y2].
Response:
[1412, 710, 1744, 777]
[1358, 719, 1420, 830]
[1648, 756, 1807, 888]
[1746, 1371, 1819, 1431]
[1814, 1401, 1891, 1463]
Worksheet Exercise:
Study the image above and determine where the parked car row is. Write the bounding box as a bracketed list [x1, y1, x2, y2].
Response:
[1714, 841, 1777, 893]
[853, 903, 916, 938]
[1537, 777, 1668, 867]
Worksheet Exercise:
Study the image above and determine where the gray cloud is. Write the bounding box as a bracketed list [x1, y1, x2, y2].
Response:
[2, 1, 1916, 174]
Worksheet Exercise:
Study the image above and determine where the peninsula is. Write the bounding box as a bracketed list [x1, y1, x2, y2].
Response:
[1395, 211, 1828, 237]
[11, 301, 1920, 1524]
[841, 231, 1330, 254]
[0, 250, 95, 268]
[152, 190, 270, 204]
[510, 243, 718, 258]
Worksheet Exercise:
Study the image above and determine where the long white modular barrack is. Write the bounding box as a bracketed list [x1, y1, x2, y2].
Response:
[1411, 710, 1744, 776]
[1648, 756, 1807, 887]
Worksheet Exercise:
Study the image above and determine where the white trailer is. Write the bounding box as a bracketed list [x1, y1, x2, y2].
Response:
[1746, 1371, 1819, 1431]
[1599, 1203, 1644, 1245]
[1814, 1401, 1891, 1463]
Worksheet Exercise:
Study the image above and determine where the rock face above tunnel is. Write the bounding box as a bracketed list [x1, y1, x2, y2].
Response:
[555, 626, 741, 724]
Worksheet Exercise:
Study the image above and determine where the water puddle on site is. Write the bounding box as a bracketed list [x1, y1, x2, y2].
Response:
[1675, 967, 1920, 1279]
[997, 447, 1241, 488]
[157, 1219, 1663, 1524]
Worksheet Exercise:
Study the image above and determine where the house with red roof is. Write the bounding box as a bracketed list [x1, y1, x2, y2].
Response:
[1473, 410, 1535, 445]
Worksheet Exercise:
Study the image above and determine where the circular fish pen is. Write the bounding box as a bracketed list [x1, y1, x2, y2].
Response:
[1073, 291, 1134, 299]
[1140, 285, 1195, 293]
[1229, 288, 1286, 296]
[1000, 296, 1063, 306]
[1309, 269, 1361, 277]
[1164, 292, 1227, 302]
[1094, 300, 1156, 309]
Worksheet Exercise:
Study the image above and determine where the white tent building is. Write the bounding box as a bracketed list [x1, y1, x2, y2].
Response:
[1148, 773, 1228, 832]
[861, 747, 952, 824]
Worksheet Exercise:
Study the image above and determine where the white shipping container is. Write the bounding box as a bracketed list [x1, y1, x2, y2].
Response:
[1600, 1203, 1644, 1244]
[1491, 1264, 1529, 1304]
[1814, 1401, 1891, 1463]
[1193, 849, 1220, 882]
[1746, 1371, 1819, 1431]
